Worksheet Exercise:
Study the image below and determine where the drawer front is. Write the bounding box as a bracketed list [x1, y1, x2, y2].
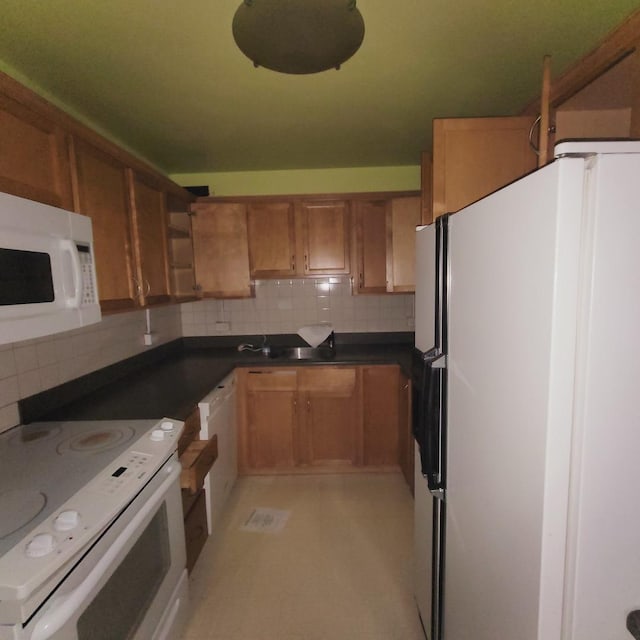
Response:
[246, 368, 297, 391]
[178, 406, 201, 456]
[184, 490, 208, 573]
[298, 367, 357, 395]
[180, 434, 218, 494]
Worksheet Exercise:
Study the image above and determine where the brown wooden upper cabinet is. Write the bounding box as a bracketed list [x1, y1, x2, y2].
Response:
[386, 196, 421, 293]
[432, 116, 538, 218]
[246, 198, 351, 278]
[129, 171, 172, 306]
[554, 50, 640, 145]
[70, 137, 138, 312]
[166, 192, 197, 301]
[299, 199, 351, 276]
[353, 199, 388, 294]
[191, 202, 253, 299]
[0, 83, 73, 210]
[0, 69, 196, 314]
[247, 201, 297, 278]
[353, 195, 421, 294]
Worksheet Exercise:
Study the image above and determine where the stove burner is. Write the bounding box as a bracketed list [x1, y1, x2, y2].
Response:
[7, 425, 62, 447]
[56, 425, 136, 455]
[0, 490, 47, 539]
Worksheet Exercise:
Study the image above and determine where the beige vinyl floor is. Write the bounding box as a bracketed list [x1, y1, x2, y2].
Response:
[180, 473, 426, 640]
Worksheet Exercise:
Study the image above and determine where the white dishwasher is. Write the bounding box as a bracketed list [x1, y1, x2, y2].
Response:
[198, 372, 237, 534]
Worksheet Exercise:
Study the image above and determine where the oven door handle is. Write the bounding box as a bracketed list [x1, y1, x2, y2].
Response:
[30, 461, 181, 640]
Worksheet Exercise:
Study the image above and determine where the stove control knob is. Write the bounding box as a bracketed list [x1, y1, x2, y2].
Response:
[26, 533, 56, 558]
[54, 510, 80, 532]
[160, 421, 174, 432]
[150, 429, 165, 442]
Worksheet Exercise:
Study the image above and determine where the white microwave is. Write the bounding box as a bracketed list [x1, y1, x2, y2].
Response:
[0, 191, 101, 345]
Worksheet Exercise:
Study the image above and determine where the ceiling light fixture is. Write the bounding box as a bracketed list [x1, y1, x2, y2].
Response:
[232, 0, 365, 75]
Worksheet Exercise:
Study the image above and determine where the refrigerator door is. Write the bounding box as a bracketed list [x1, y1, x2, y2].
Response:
[414, 220, 448, 640]
[561, 149, 640, 638]
[414, 447, 434, 636]
[444, 156, 587, 639]
[414, 224, 436, 634]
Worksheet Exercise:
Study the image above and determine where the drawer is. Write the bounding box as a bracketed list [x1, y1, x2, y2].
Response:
[298, 367, 357, 396]
[180, 434, 218, 494]
[178, 406, 201, 456]
[184, 489, 208, 573]
[246, 368, 297, 391]
[181, 488, 200, 517]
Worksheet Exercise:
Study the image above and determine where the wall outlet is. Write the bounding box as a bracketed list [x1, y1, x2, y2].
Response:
[215, 321, 230, 332]
[143, 332, 155, 346]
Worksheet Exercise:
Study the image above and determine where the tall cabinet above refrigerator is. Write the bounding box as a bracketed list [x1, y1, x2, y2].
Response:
[413, 141, 640, 640]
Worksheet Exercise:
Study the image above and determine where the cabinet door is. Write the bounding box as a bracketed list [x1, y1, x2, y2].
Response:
[362, 365, 400, 466]
[299, 200, 351, 275]
[244, 370, 298, 470]
[432, 116, 537, 218]
[247, 201, 297, 277]
[191, 202, 253, 298]
[421, 151, 433, 225]
[354, 200, 388, 294]
[70, 138, 138, 312]
[0, 90, 73, 209]
[129, 172, 172, 306]
[386, 196, 421, 293]
[298, 368, 359, 467]
[166, 192, 196, 300]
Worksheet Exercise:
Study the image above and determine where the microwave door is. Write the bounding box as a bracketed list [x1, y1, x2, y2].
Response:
[0, 247, 55, 306]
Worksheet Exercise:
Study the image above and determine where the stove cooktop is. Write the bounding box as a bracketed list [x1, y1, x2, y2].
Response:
[0, 420, 159, 558]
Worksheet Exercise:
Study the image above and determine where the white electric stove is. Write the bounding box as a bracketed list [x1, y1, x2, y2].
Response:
[0, 418, 188, 640]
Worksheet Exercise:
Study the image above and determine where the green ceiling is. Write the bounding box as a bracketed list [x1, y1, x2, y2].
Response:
[0, 1, 637, 174]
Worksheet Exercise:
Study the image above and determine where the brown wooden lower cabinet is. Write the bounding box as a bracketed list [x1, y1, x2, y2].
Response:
[362, 365, 400, 466]
[237, 364, 406, 475]
[244, 369, 298, 470]
[298, 367, 360, 467]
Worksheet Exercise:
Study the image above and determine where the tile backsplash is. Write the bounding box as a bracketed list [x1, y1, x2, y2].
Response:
[181, 277, 415, 337]
[0, 305, 181, 433]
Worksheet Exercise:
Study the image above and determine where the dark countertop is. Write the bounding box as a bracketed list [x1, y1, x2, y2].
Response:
[20, 336, 413, 424]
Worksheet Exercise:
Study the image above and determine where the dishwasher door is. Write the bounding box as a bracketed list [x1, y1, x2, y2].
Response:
[198, 374, 237, 534]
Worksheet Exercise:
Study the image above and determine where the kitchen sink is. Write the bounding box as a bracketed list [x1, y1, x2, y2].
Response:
[272, 346, 335, 360]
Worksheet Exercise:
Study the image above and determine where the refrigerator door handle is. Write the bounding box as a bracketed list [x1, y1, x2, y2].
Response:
[417, 350, 446, 493]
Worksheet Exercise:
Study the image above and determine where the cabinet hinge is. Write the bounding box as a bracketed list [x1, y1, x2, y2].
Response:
[193, 284, 203, 291]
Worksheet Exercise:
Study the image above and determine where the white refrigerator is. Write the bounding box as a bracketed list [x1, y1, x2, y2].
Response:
[413, 141, 640, 640]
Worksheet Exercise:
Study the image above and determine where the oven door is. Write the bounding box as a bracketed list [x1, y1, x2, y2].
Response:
[18, 454, 187, 640]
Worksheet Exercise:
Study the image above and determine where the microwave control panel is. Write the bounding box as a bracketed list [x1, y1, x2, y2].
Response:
[77, 244, 97, 306]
